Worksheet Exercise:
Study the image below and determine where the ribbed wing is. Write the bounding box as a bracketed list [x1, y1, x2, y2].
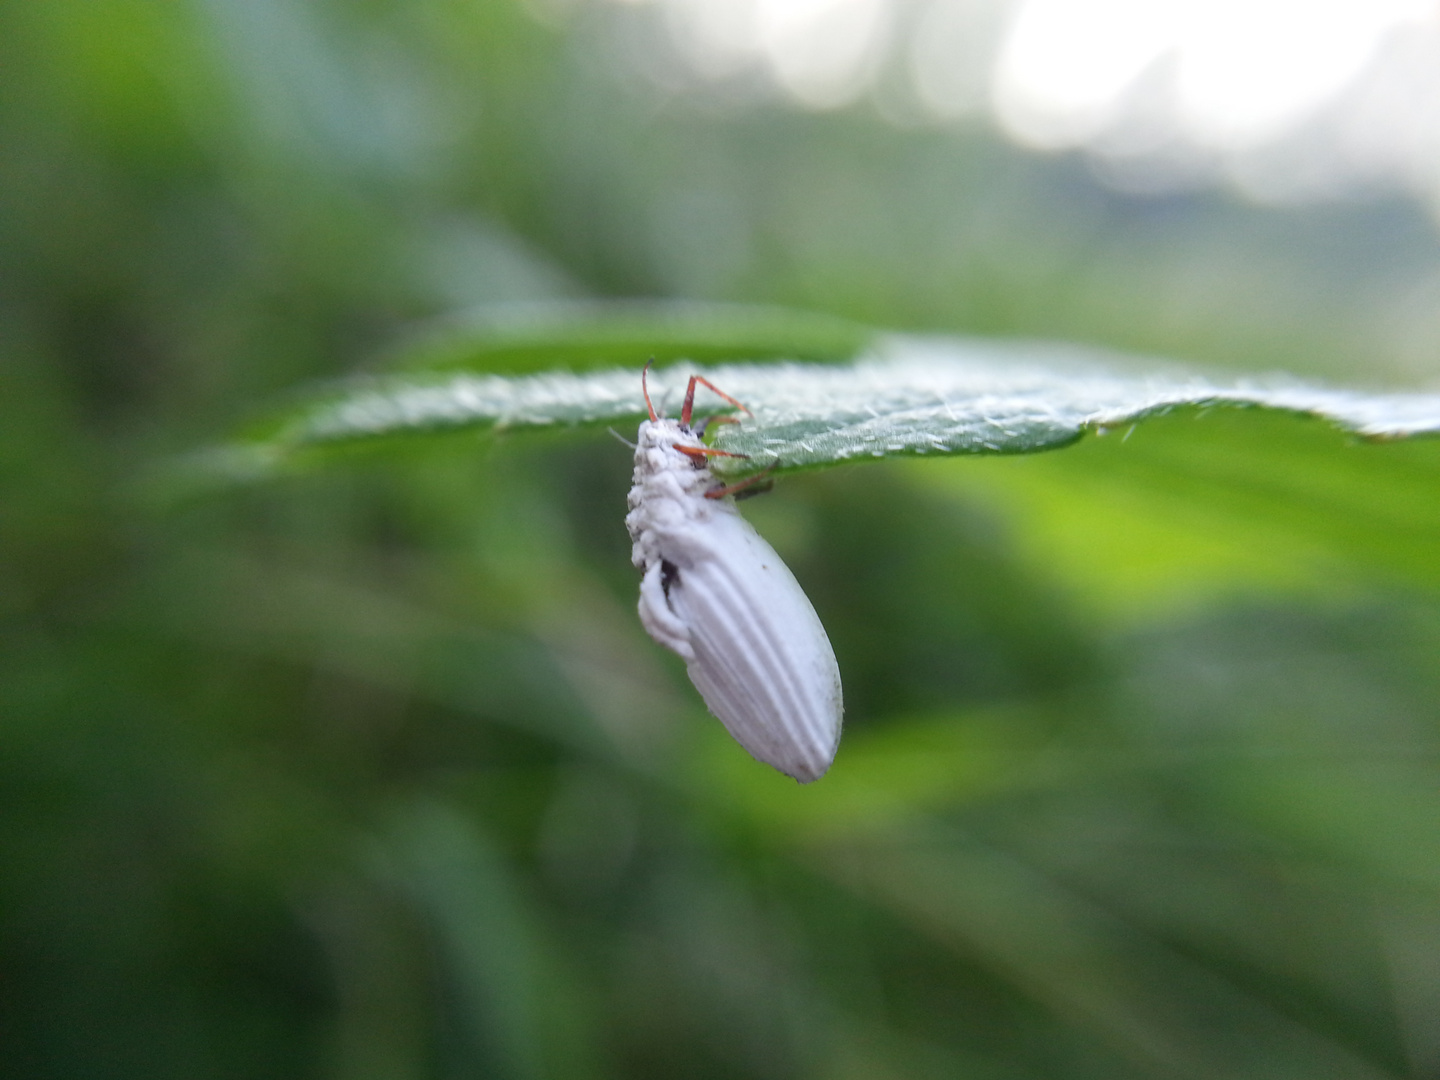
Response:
[666, 509, 843, 783]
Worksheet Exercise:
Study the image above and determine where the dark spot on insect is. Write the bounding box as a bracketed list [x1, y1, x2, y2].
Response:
[660, 559, 680, 597]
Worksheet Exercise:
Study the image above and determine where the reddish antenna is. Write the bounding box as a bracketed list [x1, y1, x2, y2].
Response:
[642, 358, 659, 421]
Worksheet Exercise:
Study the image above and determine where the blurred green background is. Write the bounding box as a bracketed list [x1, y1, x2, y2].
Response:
[4, 2, 1439, 1078]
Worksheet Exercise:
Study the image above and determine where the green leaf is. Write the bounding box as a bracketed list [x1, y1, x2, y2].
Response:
[924, 404, 1440, 609]
[194, 313, 1440, 488]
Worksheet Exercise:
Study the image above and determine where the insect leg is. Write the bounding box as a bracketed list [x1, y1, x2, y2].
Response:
[680, 376, 751, 427]
[676, 445, 748, 462]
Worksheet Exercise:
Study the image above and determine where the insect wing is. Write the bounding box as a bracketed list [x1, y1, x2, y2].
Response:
[667, 509, 842, 783]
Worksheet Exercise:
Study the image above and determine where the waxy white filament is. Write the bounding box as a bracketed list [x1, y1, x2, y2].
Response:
[625, 382, 843, 783]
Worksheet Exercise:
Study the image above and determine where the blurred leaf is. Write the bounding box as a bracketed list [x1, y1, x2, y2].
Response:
[392, 300, 873, 374]
[371, 802, 597, 1080]
[926, 406, 1440, 614]
[191, 308, 1440, 490]
[823, 831, 1400, 1080]
[686, 706, 1055, 839]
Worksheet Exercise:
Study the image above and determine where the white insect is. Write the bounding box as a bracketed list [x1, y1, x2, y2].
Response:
[625, 364, 843, 783]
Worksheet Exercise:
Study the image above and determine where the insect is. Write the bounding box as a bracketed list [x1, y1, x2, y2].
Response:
[625, 363, 843, 783]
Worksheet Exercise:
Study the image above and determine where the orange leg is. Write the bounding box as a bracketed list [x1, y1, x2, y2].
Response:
[643, 361, 751, 429]
[680, 376, 750, 427]
[676, 445, 749, 462]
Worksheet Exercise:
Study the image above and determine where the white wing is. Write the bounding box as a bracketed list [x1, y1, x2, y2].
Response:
[663, 509, 843, 783]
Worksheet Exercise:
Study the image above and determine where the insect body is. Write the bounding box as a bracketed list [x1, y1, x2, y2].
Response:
[625, 365, 843, 783]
